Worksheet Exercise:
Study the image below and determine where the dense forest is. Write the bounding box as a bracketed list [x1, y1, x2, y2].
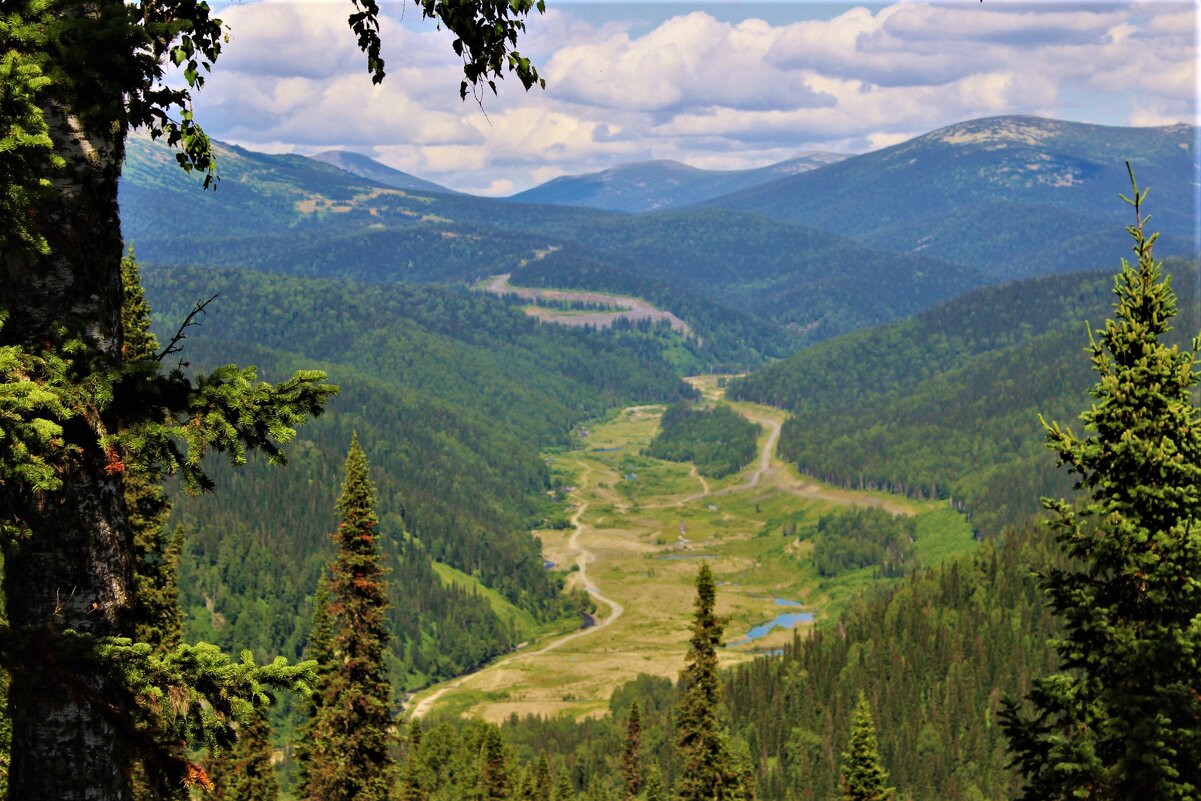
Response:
[730, 263, 1200, 535]
[644, 402, 761, 478]
[810, 507, 917, 579]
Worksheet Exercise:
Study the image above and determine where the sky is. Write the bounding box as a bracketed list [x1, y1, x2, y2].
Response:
[192, 0, 1199, 195]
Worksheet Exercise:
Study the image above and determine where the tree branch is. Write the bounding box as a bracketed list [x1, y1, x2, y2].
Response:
[156, 294, 217, 363]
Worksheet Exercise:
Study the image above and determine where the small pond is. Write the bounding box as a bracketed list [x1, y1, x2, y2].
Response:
[728, 604, 815, 646]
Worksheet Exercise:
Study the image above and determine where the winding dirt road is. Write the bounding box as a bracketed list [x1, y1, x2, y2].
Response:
[409, 469, 624, 718]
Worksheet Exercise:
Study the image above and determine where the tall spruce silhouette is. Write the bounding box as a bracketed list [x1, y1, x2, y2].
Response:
[303, 436, 397, 801]
[675, 563, 749, 801]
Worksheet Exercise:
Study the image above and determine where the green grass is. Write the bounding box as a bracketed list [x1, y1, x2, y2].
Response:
[913, 506, 978, 565]
[432, 561, 540, 639]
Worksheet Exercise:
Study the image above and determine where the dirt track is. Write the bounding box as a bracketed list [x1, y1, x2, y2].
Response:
[481, 274, 693, 337]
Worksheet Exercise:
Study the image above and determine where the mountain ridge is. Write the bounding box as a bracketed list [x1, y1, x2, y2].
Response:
[508, 151, 848, 212]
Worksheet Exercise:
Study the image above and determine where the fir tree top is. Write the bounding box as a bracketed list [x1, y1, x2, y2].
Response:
[840, 693, 894, 801]
[336, 433, 379, 547]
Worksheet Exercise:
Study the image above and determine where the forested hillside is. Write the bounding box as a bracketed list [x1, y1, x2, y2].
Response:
[512, 210, 983, 343]
[508, 152, 846, 212]
[143, 265, 693, 688]
[730, 263, 1200, 535]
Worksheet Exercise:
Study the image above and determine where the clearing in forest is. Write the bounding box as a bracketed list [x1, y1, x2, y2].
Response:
[478, 273, 693, 337]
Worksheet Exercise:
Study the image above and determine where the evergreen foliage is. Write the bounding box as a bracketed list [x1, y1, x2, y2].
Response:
[478, 723, 513, 800]
[399, 722, 433, 801]
[645, 403, 760, 478]
[643, 764, 667, 801]
[812, 508, 916, 579]
[500, 524, 1061, 801]
[0, 0, 547, 792]
[121, 255, 185, 653]
[303, 436, 397, 801]
[675, 564, 747, 801]
[145, 266, 690, 690]
[1002, 172, 1201, 799]
[554, 764, 576, 801]
[295, 575, 332, 797]
[209, 708, 280, 801]
[622, 702, 642, 801]
[839, 694, 893, 801]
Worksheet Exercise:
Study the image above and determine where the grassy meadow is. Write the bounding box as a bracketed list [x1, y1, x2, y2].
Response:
[412, 381, 976, 721]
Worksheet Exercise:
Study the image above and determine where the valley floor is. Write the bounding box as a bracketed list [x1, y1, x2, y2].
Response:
[409, 379, 974, 721]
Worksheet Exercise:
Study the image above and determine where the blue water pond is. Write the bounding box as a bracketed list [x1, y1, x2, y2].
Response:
[728, 607, 815, 646]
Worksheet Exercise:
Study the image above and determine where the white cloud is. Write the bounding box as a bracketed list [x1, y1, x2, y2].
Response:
[187, 0, 1198, 195]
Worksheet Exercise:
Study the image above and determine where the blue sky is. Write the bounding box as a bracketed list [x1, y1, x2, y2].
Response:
[194, 1, 1198, 195]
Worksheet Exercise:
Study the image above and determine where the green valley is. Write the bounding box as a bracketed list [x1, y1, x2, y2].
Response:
[411, 381, 976, 721]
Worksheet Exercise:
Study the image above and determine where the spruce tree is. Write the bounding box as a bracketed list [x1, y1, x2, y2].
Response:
[622, 702, 643, 801]
[1002, 169, 1201, 799]
[303, 437, 397, 801]
[120, 255, 185, 653]
[121, 254, 187, 801]
[839, 693, 894, 801]
[209, 708, 280, 801]
[643, 764, 667, 801]
[477, 723, 512, 800]
[295, 575, 333, 798]
[554, 764, 576, 801]
[532, 753, 552, 801]
[674, 563, 747, 801]
[399, 722, 432, 801]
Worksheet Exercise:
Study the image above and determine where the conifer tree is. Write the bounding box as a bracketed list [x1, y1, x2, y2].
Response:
[296, 575, 333, 798]
[532, 753, 552, 801]
[622, 702, 643, 800]
[675, 563, 747, 801]
[839, 693, 894, 801]
[303, 437, 397, 801]
[2, 0, 541, 792]
[554, 764, 576, 801]
[585, 774, 612, 801]
[209, 708, 280, 801]
[120, 255, 185, 654]
[399, 722, 432, 801]
[121, 253, 189, 801]
[1002, 169, 1201, 799]
[477, 723, 512, 800]
[643, 764, 666, 801]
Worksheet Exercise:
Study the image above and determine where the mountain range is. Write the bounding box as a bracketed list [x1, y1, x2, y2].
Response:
[119, 115, 1198, 368]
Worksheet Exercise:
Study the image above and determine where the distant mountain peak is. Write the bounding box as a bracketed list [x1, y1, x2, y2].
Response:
[928, 115, 1070, 148]
[309, 150, 454, 195]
